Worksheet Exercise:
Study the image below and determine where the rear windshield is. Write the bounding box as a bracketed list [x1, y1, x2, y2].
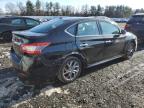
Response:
[128, 15, 144, 23]
[30, 19, 64, 33]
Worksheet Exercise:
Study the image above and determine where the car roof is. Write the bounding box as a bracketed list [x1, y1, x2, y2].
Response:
[60, 16, 118, 26]
[62, 16, 114, 22]
[133, 13, 144, 16]
[0, 16, 39, 21]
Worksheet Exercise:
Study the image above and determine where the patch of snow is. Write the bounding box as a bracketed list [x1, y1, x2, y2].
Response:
[0, 55, 4, 59]
[0, 47, 10, 51]
[11, 99, 32, 108]
[40, 85, 69, 96]
[0, 48, 4, 51]
[3, 52, 10, 58]
[63, 89, 70, 95]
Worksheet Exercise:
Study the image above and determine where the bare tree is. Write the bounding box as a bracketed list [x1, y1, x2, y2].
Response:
[5, 2, 18, 15]
[90, 6, 97, 16]
[26, 0, 35, 16]
[3, 1, 134, 17]
[35, 0, 41, 15]
[45, 2, 53, 16]
[17, 2, 26, 15]
[54, 2, 60, 16]
[81, 4, 89, 16]
[61, 5, 75, 16]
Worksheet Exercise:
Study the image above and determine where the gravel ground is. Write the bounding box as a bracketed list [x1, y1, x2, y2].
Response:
[1, 42, 144, 108]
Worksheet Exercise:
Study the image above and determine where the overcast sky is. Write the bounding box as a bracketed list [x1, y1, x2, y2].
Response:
[1, 0, 144, 11]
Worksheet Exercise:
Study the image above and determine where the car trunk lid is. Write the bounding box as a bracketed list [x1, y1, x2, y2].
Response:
[12, 31, 48, 57]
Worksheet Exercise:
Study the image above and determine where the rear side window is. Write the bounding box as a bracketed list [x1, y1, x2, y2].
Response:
[100, 21, 120, 35]
[30, 19, 64, 33]
[77, 21, 99, 36]
[26, 19, 39, 26]
[11, 19, 25, 25]
[67, 25, 76, 36]
[128, 15, 144, 23]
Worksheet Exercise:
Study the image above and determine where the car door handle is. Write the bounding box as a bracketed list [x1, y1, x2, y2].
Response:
[80, 43, 89, 47]
[105, 40, 112, 44]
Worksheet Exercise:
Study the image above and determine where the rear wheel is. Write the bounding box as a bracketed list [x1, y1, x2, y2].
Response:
[58, 56, 82, 83]
[2, 31, 12, 41]
[123, 42, 135, 59]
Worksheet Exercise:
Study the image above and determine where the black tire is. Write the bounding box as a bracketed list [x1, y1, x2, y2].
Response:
[58, 56, 82, 83]
[2, 31, 12, 41]
[123, 42, 135, 59]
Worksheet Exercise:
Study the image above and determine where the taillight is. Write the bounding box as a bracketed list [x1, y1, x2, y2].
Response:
[125, 24, 131, 31]
[20, 42, 51, 55]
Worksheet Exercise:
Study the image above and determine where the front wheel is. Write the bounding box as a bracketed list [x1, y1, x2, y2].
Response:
[58, 56, 82, 83]
[123, 42, 135, 59]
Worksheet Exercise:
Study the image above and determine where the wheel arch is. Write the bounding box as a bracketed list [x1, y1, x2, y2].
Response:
[2, 31, 12, 41]
[124, 39, 137, 52]
[131, 39, 137, 51]
[63, 52, 87, 68]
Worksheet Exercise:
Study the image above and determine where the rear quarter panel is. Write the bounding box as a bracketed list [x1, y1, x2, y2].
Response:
[40, 25, 72, 66]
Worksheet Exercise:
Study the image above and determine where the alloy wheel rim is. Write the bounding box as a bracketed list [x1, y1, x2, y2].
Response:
[63, 60, 80, 81]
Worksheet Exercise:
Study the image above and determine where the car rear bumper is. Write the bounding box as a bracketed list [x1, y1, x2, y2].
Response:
[10, 51, 62, 81]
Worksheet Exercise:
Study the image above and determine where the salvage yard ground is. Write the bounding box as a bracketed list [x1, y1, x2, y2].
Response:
[0, 41, 144, 108]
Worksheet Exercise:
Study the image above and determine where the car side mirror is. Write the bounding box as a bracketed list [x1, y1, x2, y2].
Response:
[121, 29, 126, 34]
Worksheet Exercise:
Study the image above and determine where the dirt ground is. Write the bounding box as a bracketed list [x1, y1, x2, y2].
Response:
[1, 42, 144, 108]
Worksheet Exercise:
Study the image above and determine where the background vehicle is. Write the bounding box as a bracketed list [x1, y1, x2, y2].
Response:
[11, 17, 137, 83]
[125, 13, 144, 44]
[0, 16, 40, 41]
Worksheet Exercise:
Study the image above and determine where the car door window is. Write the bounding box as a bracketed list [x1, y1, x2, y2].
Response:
[100, 21, 120, 35]
[77, 21, 99, 36]
[26, 19, 39, 26]
[11, 19, 25, 25]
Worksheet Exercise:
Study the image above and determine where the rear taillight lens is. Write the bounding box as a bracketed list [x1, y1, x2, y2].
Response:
[20, 42, 51, 55]
[125, 24, 131, 31]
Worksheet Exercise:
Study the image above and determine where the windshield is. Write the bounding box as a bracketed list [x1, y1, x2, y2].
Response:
[30, 18, 64, 33]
